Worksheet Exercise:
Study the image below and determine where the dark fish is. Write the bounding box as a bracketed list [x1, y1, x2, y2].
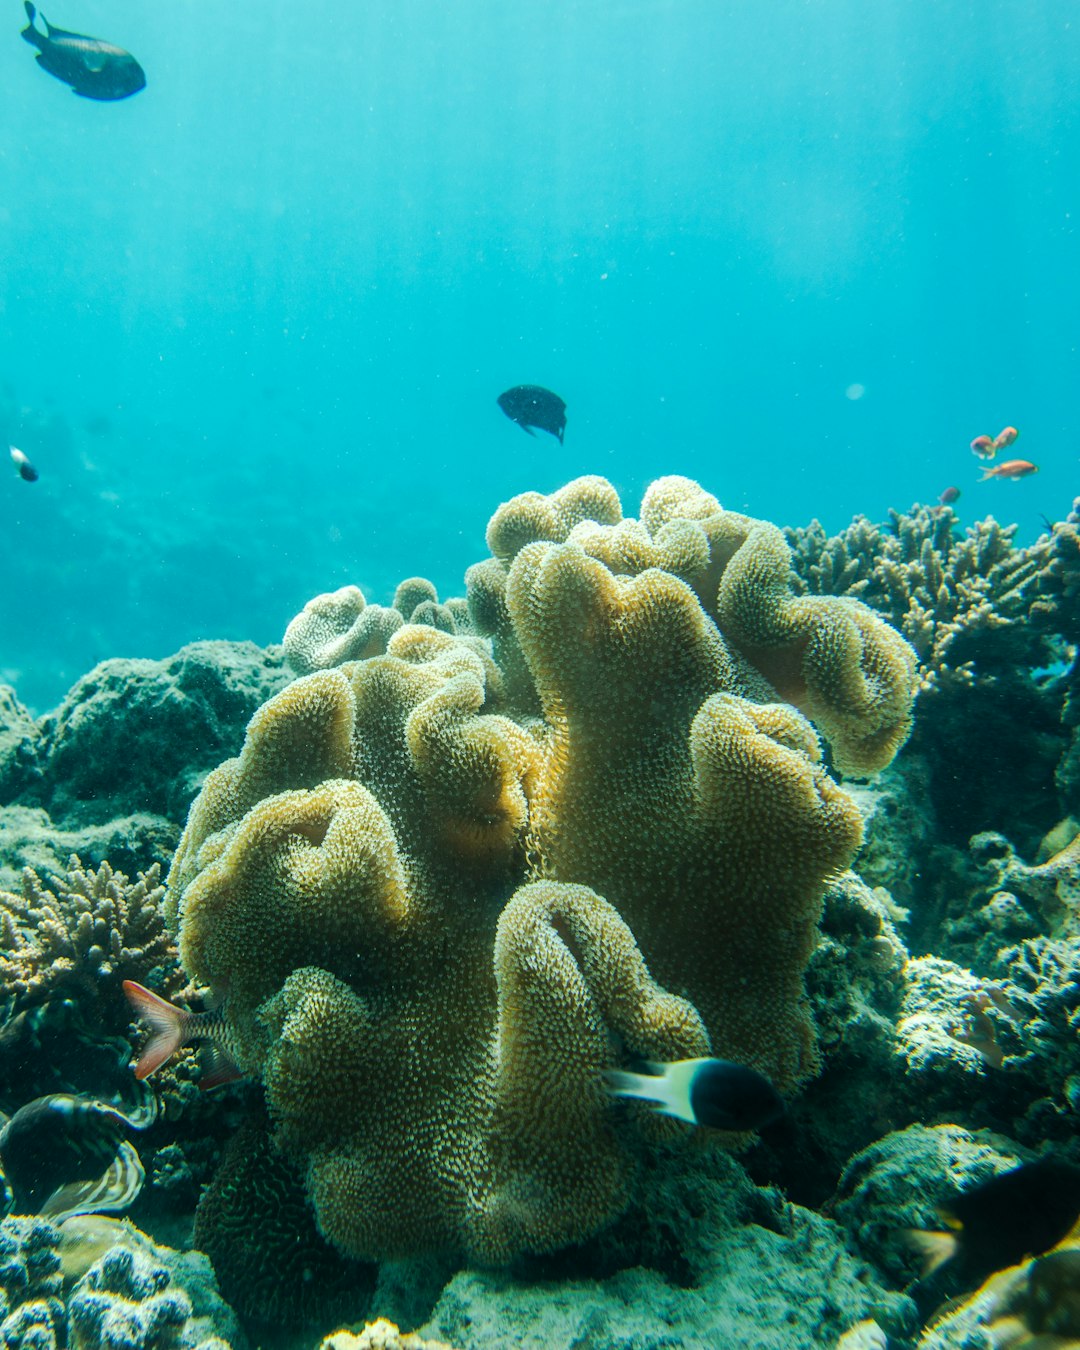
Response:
[0, 1093, 153, 1217]
[9, 445, 38, 482]
[606, 1056, 784, 1132]
[21, 2, 146, 101]
[497, 385, 567, 444]
[937, 486, 960, 507]
[907, 1156, 1080, 1316]
[123, 980, 243, 1089]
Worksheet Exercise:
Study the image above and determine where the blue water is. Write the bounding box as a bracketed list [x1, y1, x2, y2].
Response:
[2, 0, 1077, 711]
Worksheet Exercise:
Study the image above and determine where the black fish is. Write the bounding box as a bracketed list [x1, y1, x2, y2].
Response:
[908, 1156, 1080, 1316]
[497, 385, 567, 444]
[21, 2, 146, 101]
[607, 1056, 784, 1132]
[0, 1093, 153, 1216]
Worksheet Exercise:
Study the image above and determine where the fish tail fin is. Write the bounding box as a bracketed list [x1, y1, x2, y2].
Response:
[605, 1067, 669, 1110]
[123, 980, 189, 1080]
[902, 1227, 958, 1277]
[21, 2, 42, 46]
[978, 467, 995, 482]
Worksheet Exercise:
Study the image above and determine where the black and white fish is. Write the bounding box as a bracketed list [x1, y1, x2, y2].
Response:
[20, 2, 146, 101]
[9, 445, 38, 482]
[497, 385, 567, 444]
[607, 1056, 784, 1132]
[0, 1093, 154, 1218]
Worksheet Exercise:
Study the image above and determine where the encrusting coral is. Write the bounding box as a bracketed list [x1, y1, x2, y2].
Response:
[165, 476, 917, 1266]
[0, 1217, 235, 1350]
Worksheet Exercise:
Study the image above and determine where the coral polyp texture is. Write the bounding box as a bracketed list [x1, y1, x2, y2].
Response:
[166, 476, 916, 1265]
[0, 858, 182, 1035]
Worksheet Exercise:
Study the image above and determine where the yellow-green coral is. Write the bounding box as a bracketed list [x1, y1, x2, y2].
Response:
[167, 476, 915, 1266]
[283, 586, 403, 676]
[785, 502, 1057, 697]
[0, 859, 181, 1032]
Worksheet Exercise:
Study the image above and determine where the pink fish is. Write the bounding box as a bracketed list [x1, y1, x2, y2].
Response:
[978, 459, 1038, 482]
[992, 426, 1019, 451]
[969, 435, 995, 459]
[123, 981, 242, 1089]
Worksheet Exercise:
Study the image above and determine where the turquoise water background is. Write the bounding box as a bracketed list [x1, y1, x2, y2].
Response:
[2, 0, 1077, 710]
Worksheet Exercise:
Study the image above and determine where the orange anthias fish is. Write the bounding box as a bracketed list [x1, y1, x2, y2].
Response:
[979, 459, 1038, 482]
[970, 426, 1019, 460]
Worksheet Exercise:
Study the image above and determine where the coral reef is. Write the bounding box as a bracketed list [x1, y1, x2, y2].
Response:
[0, 859, 182, 1038]
[831, 1123, 1029, 1286]
[320, 1323, 458, 1350]
[192, 1117, 374, 1332]
[0, 643, 291, 886]
[784, 505, 1054, 695]
[284, 587, 404, 675]
[283, 582, 473, 678]
[0, 1218, 237, 1350]
[786, 502, 1076, 856]
[165, 475, 916, 1267]
[68, 1245, 224, 1350]
[415, 1146, 914, 1350]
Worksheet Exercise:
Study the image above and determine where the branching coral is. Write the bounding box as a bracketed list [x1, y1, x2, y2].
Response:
[168, 476, 915, 1267]
[0, 859, 183, 1036]
[785, 504, 1056, 695]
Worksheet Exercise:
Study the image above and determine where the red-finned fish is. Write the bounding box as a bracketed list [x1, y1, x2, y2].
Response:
[970, 435, 995, 459]
[992, 425, 1019, 452]
[122, 980, 242, 1090]
[9, 445, 38, 482]
[938, 486, 961, 506]
[979, 459, 1038, 482]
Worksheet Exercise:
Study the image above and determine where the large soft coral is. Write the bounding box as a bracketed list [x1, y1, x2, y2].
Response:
[167, 477, 914, 1266]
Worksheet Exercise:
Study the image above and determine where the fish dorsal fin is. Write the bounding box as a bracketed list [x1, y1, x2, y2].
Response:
[38, 1141, 145, 1221]
[42, 13, 98, 44]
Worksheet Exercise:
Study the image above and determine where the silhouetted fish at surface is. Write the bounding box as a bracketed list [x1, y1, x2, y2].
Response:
[497, 385, 567, 444]
[21, 2, 146, 100]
